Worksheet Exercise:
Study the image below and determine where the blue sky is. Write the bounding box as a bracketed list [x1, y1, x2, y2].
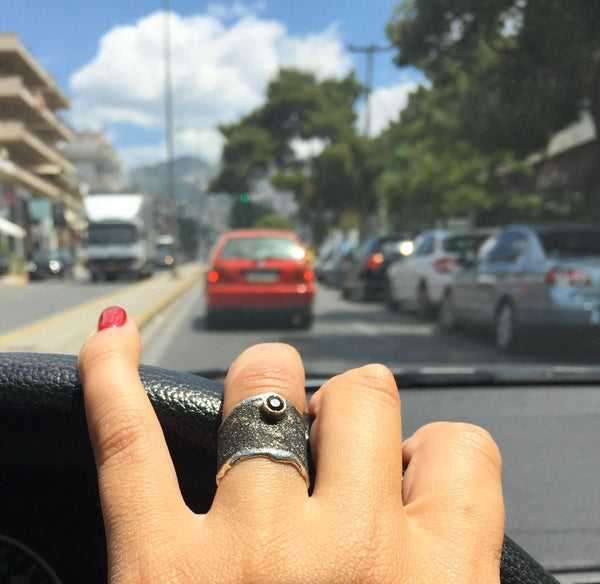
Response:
[3, 0, 421, 169]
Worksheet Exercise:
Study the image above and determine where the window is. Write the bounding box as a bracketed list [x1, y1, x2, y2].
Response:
[413, 235, 435, 256]
[487, 232, 528, 263]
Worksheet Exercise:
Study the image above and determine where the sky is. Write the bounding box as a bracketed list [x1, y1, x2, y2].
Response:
[2, 0, 423, 170]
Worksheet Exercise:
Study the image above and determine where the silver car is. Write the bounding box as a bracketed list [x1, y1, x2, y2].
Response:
[439, 224, 600, 350]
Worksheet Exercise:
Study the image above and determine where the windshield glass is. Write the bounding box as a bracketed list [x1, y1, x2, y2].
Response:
[220, 237, 304, 260]
[87, 224, 138, 245]
[538, 229, 600, 258]
[2, 3, 600, 578]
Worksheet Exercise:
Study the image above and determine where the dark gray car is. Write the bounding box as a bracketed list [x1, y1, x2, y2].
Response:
[439, 224, 600, 349]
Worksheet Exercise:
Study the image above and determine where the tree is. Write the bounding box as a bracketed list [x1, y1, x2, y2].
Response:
[386, 1, 600, 156]
[229, 200, 272, 229]
[209, 68, 369, 241]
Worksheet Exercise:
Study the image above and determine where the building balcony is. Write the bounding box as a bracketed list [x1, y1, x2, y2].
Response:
[0, 76, 74, 142]
[0, 158, 60, 200]
[0, 121, 76, 176]
[0, 33, 70, 111]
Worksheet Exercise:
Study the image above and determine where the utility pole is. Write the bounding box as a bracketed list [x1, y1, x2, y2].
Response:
[348, 44, 392, 137]
[163, 0, 179, 275]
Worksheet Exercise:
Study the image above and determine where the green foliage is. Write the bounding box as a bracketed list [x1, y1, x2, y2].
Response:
[210, 68, 369, 240]
[254, 213, 296, 230]
[229, 200, 272, 229]
[386, 0, 599, 156]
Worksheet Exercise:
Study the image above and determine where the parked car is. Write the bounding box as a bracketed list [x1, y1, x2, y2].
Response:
[0, 250, 9, 276]
[204, 228, 316, 329]
[27, 249, 74, 280]
[340, 234, 409, 301]
[314, 239, 358, 287]
[387, 228, 497, 315]
[156, 234, 176, 269]
[438, 223, 600, 350]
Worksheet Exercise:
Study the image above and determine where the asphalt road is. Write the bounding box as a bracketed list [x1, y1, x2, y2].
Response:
[1, 277, 598, 576]
[0, 276, 129, 335]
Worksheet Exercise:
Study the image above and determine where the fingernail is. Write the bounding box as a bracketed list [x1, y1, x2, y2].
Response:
[98, 306, 127, 331]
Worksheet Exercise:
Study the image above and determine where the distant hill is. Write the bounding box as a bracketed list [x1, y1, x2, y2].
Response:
[130, 156, 216, 206]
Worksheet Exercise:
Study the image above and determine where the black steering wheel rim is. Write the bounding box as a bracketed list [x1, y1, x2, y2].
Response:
[0, 352, 558, 583]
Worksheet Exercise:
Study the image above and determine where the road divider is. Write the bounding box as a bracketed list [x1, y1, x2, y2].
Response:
[0, 264, 203, 355]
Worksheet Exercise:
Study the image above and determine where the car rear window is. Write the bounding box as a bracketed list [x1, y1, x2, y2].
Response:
[538, 230, 600, 258]
[381, 239, 408, 258]
[220, 237, 304, 260]
[443, 234, 490, 253]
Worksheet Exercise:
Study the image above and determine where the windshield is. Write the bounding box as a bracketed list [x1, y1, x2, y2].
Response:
[2, 2, 600, 579]
[220, 237, 304, 260]
[538, 228, 600, 258]
[87, 224, 138, 245]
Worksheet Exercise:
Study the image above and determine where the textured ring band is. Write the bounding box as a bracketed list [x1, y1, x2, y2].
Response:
[216, 393, 311, 489]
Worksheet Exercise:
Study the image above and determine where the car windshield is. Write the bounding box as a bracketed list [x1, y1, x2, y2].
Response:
[443, 234, 492, 254]
[87, 224, 138, 245]
[220, 237, 303, 260]
[2, 2, 600, 580]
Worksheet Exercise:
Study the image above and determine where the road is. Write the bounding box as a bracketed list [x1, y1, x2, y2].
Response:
[0, 276, 599, 576]
[0, 277, 129, 335]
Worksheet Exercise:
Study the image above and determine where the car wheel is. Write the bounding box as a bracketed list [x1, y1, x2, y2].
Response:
[495, 301, 517, 351]
[439, 292, 457, 332]
[385, 280, 399, 310]
[416, 283, 431, 317]
[350, 278, 368, 302]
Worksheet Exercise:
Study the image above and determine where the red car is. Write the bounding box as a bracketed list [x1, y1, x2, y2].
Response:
[205, 229, 316, 329]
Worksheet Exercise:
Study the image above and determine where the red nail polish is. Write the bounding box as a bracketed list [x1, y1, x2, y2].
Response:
[98, 306, 127, 331]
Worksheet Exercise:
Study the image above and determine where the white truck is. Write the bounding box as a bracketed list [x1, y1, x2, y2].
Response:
[83, 193, 156, 281]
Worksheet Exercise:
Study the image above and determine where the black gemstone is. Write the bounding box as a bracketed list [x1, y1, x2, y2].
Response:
[266, 395, 285, 412]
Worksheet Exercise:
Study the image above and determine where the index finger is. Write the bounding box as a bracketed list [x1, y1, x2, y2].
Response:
[78, 308, 186, 545]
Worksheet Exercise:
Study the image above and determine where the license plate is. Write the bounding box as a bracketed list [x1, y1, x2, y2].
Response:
[245, 270, 277, 283]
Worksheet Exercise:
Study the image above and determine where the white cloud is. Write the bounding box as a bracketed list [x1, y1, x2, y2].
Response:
[357, 79, 421, 137]
[69, 8, 353, 167]
[290, 137, 328, 160]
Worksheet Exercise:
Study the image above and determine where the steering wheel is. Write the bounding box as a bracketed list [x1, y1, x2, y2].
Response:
[0, 352, 559, 583]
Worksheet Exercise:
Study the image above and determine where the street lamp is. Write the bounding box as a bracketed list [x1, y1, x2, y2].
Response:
[163, 0, 179, 276]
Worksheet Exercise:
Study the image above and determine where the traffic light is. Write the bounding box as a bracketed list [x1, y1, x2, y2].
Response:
[240, 193, 249, 203]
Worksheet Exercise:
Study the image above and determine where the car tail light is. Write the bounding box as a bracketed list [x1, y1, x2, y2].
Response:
[366, 253, 384, 270]
[207, 269, 220, 283]
[546, 267, 591, 287]
[433, 257, 456, 274]
[303, 269, 314, 282]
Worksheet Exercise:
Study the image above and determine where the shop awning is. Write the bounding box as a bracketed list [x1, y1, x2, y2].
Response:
[0, 216, 26, 239]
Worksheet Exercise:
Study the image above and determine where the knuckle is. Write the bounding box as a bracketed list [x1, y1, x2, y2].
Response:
[233, 361, 303, 397]
[80, 343, 131, 377]
[93, 407, 154, 466]
[353, 363, 399, 406]
[451, 423, 502, 474]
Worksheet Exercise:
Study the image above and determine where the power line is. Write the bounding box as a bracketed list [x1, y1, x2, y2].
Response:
[348, 44, 392, 137]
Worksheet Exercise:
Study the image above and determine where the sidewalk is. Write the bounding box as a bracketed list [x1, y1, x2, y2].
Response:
[0, 264, 203, 355]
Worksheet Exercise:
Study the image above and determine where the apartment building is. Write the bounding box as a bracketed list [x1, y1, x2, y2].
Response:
[0, 32, 82, 264]
[60, 129, 122, 193]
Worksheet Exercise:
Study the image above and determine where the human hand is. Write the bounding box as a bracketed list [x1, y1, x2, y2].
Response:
[78, 306, 504, 583]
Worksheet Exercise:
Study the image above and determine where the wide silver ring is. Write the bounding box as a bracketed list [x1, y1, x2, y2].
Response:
[216, 393, 311, 489]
